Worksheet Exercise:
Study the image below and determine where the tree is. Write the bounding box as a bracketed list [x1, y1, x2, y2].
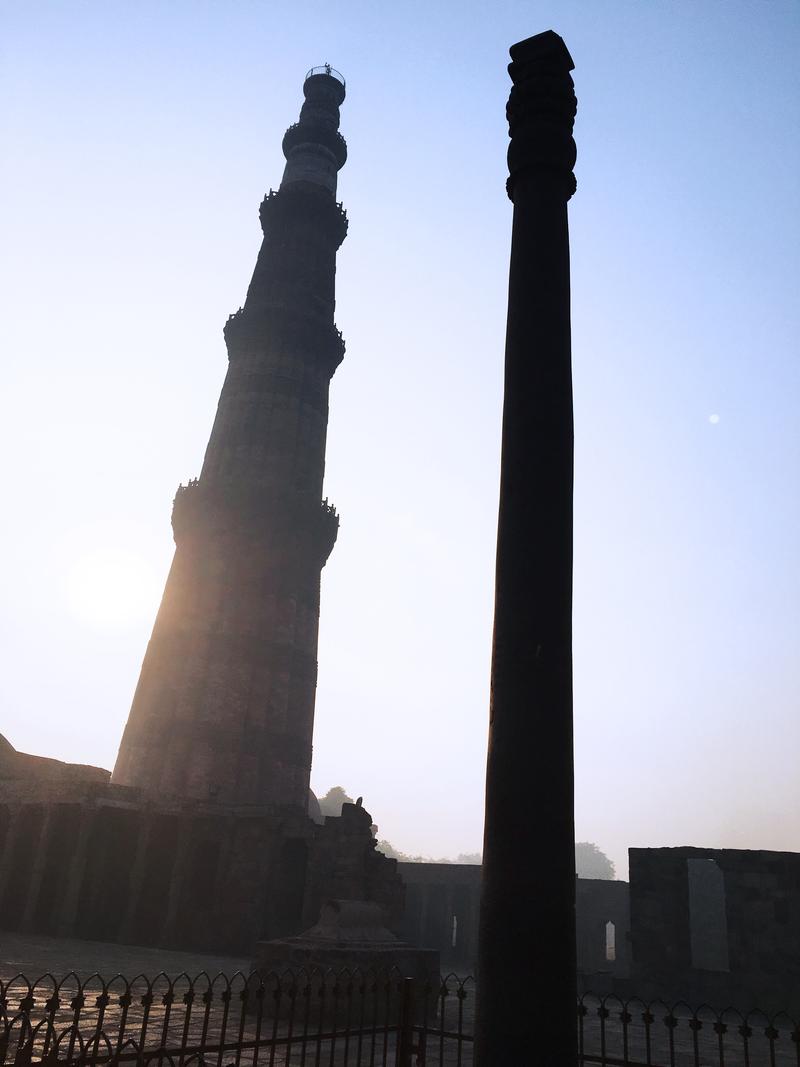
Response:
[375, 839, 406, 860]
[322, 793, 615, 878]
[317, 785, 354, 817]
[575, 841, 615, 880]
[375, 841, 483, 864]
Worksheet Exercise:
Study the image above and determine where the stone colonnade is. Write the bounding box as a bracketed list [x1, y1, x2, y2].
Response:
[0, 797, 401, 954]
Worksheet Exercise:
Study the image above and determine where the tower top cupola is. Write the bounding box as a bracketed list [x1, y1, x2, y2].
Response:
[281, 65, 347, 195]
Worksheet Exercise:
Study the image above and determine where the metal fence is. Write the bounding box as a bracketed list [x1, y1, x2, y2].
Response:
[578, 993, 800, 1067]
[2, 971, 799, 1066]
[0, 970, 470, 1067]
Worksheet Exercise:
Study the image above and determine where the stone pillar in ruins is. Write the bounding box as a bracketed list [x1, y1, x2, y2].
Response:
[112, 67, 349, 810]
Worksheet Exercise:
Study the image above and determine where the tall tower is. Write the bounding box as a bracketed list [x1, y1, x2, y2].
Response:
[113, 67, 348, 810]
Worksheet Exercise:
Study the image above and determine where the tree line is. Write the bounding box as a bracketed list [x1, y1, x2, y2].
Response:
[316, 786, 615, 879]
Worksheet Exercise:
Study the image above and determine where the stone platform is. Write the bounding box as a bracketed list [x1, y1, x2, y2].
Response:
[252, 899, 440, 1020]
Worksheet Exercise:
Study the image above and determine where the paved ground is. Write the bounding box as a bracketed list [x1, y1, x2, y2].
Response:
[0, 932, 249, 983]
[0, 932, 468, 1066]
[1, 933, 796, 1066]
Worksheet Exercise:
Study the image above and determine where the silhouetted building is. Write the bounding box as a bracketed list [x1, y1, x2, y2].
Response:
[398, 862, 630, 980]
[629, 846, 800, 1011]
[0, 68, 400, 953]
[114, 67, 349, 810]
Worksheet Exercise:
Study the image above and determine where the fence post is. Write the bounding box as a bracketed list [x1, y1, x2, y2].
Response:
[397, 977, 416, 1067]
[13, 1038, 33, 1067]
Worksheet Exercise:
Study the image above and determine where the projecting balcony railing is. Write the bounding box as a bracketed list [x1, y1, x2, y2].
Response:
[282, 122, 347, 167]
[222, 305, 346, 371]
[305, 64, 345, 87]
[258, 188, 348, 247]
[172, 484, 339, 561]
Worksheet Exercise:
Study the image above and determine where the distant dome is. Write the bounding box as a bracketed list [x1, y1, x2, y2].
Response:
[0, 733, 16, 760]
[308, 789, 324, 825]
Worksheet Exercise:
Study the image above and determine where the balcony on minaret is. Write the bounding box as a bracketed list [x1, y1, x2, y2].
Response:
[171, 480, 339, 563]
[222, 306, 246, 347]
[223, 299, 345, 372]
[315, 497, 340, 563]
[280, 67, 347, 195]
[259, 188, 348, 248]
[281, 123, 347, 171]
[171, 479, 204, 543]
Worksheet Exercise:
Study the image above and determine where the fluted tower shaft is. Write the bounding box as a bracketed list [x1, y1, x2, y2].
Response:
[112, 69, 348, 809]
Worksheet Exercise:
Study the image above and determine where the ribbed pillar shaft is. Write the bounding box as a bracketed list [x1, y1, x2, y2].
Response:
[476, 32, 578, 1066]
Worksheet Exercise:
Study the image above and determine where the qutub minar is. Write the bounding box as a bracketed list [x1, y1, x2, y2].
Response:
[113, 65, 349, 810]
[0, 68, 402, 952]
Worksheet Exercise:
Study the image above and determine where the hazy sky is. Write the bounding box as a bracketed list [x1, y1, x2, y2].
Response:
[1, 1, 798, 878]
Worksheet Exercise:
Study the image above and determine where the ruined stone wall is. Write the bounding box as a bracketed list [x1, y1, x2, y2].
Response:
[575, 877, 630, 979]
[397, 861, 629, 975]
[398, 862, 481, 965]
[303, 804, 404, 932]
[0, 750, 401, 956]
[0, 741, 110, 803]
[0, 798, 287, 951]
[629, 847, 800, 1011]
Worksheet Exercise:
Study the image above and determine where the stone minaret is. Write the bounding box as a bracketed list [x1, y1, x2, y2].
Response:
[112, 67, 348, 810]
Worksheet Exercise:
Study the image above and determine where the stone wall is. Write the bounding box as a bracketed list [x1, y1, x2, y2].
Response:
[576, 877, 630, 980]
[0, 738, 109, 802]
[397, 860, 629, 975]
[398, 862, 481, 966]
[629, 846, 800, 1011]
[0, 743, 402, 955]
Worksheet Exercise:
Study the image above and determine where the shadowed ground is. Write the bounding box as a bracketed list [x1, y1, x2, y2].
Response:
[1, 933, 795, 1066]
[0, 932, 248, 982]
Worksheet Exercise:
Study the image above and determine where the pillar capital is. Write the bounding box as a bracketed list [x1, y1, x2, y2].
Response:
[506, 30, 577, 202]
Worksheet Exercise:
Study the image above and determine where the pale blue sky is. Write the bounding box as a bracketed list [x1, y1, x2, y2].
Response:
[1, 1, 798, 877]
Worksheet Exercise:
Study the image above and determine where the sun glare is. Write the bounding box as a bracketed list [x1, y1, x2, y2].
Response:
[64, 549, 161, 626]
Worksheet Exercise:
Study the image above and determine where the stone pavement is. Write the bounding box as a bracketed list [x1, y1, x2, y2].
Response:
[0, 931, 248, 982]
[2, 933, 795, 1066]
[0, 931, 465, 1066]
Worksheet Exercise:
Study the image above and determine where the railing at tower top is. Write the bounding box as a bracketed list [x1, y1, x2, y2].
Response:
[2, 968, 800, 1067]
[304, 65, 345, 87]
